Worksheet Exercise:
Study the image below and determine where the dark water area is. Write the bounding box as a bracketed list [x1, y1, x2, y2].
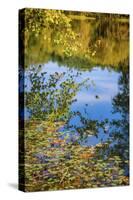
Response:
[19, 9, 129, 191]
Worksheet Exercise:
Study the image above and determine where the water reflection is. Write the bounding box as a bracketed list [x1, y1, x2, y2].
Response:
[25, 63, 122, 146]
[19, 9, 129, 191]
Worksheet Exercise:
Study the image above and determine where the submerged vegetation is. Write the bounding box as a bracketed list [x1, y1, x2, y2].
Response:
[19, 9, 129, 191]
[23, 121, 128, 191]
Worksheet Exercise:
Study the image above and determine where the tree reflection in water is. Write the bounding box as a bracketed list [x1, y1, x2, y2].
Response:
[19, 64, 129, 191]
[19, 9, 129, 191]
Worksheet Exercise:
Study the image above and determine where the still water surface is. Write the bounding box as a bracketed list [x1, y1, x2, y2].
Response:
[19, 9, 129, 191]
[25, 62, 122, 146]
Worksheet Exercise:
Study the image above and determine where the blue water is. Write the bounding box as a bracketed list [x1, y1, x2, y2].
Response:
[25, 61, 121, 146]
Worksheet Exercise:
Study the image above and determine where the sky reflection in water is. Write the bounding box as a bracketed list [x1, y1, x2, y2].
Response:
[25, 61, 122, 146]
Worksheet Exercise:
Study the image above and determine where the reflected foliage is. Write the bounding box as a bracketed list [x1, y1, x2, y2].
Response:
[20, 9, 129, 70]
[19, 9, 129, 191]
[25, 65, 89, 122]
[20, 64, 129, 191]
[109, 71, 129, 173]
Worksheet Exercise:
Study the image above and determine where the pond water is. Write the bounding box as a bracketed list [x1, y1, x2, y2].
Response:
[19, 9, 129, 191]
[25, 62, 122, 146]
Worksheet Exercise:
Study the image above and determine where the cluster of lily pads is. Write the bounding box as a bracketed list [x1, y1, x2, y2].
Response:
[20, 119, 129, 192]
